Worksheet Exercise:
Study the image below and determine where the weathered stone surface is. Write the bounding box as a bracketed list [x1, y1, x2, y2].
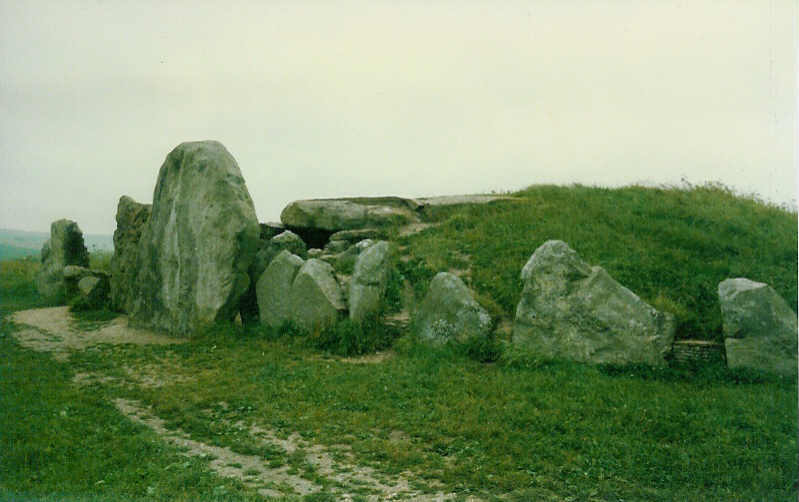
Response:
[349, 241, 391, 322]
[256, 250, 304, 328]
[319, 239, 375, 271]
[63, 265, 93, 300]
[280, 197, 421, 232]
[36, 219, 90, 301]
[289, 259, 346, 332]
[77, 275, 110, 308]
[330, 228, 387, 243]
[512, 240, 675, 366]
[415, 272, 492, 344]
[110, 196, 152, 313]
[63, 265, 92, 279]
[718, 278, 798, 376]
[130, 141, 260, 335]
[252, 231, 308, 280]
[324, 239, 350, 254]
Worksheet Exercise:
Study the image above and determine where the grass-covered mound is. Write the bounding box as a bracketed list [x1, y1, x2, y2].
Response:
[400, 183, 797, 341]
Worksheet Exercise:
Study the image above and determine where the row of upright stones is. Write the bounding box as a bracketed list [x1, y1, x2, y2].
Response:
[35, 140, 797, 377]
[105, 140, 395, 335]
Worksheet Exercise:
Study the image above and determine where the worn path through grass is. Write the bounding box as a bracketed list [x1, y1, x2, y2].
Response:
[4, 306, 482, 501]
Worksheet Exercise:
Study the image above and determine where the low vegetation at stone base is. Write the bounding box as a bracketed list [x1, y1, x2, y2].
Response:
[401, 183, 797, 341]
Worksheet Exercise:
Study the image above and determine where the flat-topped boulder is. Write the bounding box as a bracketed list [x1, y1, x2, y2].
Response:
[513, 240, 675, 366]
[718, 278, 798, 377]
[130, 141, 260, 335]
[280, 196, 422, 233]
[110, 196, 152, 313]
[36, 219, 90, 301]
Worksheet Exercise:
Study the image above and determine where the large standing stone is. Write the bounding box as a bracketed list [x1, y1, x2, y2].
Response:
[718, 278, 798, 377]
[512, 240, 675, 366]
[36, 219, 90, 301]
[280, 197, 421, 233]
[256, 250, 305, 328]
[110, 196, 152, 313]
[129, 141, 260, 335]
[349, 241, 391, 322]
[288, 259, 346, 332]
[415, 272, 492, 344]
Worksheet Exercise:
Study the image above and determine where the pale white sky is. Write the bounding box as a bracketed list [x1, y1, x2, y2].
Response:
[1, 1, 796, 234]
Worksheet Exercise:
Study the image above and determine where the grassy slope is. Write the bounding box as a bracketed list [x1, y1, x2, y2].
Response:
[1, 184, 797, 501]
[402, 184, 797, 340]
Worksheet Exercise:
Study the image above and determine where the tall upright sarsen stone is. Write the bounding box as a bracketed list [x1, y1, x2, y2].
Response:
[110, 196, 152, 313]
[130, 141, 260, 334]
[36, 219, 90, 301]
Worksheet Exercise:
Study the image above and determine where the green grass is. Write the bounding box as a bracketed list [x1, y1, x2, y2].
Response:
[402, 183, 797, 341]
[1, 184, 797, 501]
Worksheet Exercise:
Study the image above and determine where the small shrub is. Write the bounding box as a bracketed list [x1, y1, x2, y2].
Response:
[309, 317, 395, 356]
[462, 332, 503, 363]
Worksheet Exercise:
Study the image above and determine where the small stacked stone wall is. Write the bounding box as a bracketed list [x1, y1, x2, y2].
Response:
[671, 340, 725, 365]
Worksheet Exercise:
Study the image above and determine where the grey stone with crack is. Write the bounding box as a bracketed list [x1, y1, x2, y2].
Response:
[130, 141, 260, 335]
[719, 278, 798, 377]
[512, 240, 675, 366]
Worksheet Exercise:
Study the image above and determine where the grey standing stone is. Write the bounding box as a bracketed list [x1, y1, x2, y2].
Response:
[512, 240, 675, 366]
[289, 258, 346, 332]
[36, 219, 90, 301]
[110, 196, 152, 313]
[349, 241, 391, 322]
[415, 272, 492, 344]
[130, 141, 260, 335]
[719, 278, 798, 377]
[256, 250, 305, 328]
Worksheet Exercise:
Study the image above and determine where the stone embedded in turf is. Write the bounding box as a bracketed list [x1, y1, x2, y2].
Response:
[129, 141, 260, 335]
[718, 277, 798, 377]
[288, 258, 346, 332]
[512, 240, 675, 366]
[256, 250, 305, 329]
[415, 272, 492, 344]
[36, 219, 90, 301]
[349, 240, 391, 322]
[110, 195, 152, 313]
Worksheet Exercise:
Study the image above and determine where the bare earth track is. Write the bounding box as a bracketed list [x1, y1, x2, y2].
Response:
[9, 306, 480, 501]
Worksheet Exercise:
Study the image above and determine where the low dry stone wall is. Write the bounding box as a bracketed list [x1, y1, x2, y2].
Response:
[671, 340, 726, 365]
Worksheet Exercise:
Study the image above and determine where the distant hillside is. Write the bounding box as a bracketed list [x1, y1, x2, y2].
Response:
[0, 228, 113, 254]
[0, 243, 40, 261]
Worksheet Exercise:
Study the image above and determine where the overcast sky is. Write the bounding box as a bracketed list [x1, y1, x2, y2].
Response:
[1, 1, 796, 235]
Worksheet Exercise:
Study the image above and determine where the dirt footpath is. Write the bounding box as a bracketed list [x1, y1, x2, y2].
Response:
[8, 307, 481, 501]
